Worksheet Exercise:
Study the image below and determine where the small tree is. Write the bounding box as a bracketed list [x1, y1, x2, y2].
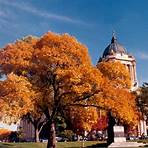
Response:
[65, 106, 99, 135]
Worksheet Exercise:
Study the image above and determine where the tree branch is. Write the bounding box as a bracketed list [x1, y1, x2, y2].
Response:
[73, 90, 101, 103]
[65, 103, 105, 110]
[38, 119, 48, 133]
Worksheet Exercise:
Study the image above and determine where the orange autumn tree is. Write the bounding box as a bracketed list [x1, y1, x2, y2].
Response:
[103, 85, 138, 125]
[0, 36, 46, 142]
[66, 106, 99, 134]
[0, 32, 138, 147]
[0, 129, 11, 140]
[92, 110, 107, 131]
[0, 32, 104, 148]
[0, 73, 45, 142]
[97, 61, 131, 89]
[97, 61, 138, 123]
[97, 61, 138, 144]
[0, 74, 33, 122]
[65, 107, 107, 135]
[0, 100, 6, 120]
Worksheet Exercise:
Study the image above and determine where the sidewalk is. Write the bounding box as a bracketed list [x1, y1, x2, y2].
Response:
[108, 142, 146, 147]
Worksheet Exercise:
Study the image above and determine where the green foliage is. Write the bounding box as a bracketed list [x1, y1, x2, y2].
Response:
[137, 83, 148, 117]
[55, 115, 67, 135]
[61, 130, 75, 141]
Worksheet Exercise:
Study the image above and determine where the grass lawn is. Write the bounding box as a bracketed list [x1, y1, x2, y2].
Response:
[0, 141, 147, 148]
[0, 141, 105, 148]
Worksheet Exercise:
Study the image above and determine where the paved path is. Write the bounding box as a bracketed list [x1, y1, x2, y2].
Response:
[108, 142, 146, 147]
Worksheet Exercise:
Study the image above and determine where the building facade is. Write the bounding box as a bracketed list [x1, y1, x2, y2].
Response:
[19, 119, 35, 142]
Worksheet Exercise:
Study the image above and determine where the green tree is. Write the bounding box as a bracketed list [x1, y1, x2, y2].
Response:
[137, 83, 148, 117]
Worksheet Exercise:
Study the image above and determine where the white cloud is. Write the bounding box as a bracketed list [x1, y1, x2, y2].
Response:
[135, 51, 148, 60]
[0, 0, 88, 25]
[0, 10, 9, 26]
[0, 11, 6, 17]
[139, 53, 148, 60]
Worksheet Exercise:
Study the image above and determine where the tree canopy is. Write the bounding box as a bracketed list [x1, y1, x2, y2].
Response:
[0, 32, 139, 147]
[97, 61, 131, 89]
[97, 61, 138, 125]
[0, 32, 104, 147]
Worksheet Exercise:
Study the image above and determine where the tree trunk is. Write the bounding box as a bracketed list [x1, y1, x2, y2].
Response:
[107, 112, 116, 145]
[34, 126, 40, 142]
[47, 122, 56, 148]
[77, 135, 81, 141]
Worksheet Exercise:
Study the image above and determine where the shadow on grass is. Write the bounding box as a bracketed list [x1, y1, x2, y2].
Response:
[86, 143, 108, 148]
[0, 143, 15, 148]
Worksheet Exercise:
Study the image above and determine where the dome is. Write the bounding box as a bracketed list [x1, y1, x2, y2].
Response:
[102, 34, 127, 58]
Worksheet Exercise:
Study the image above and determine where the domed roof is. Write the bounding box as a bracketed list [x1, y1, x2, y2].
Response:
[102, 34, 127, 58]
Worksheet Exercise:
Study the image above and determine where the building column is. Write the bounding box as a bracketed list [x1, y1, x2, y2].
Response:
[138, 117, 147, 137]
[130, 65, 133, 83]
[133, 64, 137, 83]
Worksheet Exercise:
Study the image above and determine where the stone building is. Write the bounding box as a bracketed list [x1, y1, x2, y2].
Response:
[18, 119, 35, 142]
[98, 33, 147, 137]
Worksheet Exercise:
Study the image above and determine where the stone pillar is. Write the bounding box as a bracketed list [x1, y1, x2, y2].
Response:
[130, 65, 133, 83]
[138, 117, 147, 137]
[143, 120, 147, 136]
[133, 65, 135, 82]
[133, 64, 138, 86]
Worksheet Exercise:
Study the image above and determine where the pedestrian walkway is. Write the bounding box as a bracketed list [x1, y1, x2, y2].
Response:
[108, 142, 146, 147]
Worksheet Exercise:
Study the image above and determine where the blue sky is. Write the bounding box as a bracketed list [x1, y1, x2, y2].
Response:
[0, 0, 148, 84]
